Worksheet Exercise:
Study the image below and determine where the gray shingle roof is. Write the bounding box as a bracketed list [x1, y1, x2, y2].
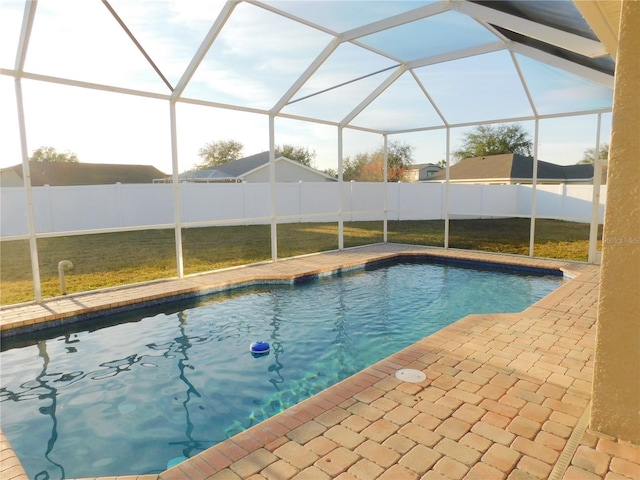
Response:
[2, 162, 168, 186]
[179, 152, 281, 181]
[214, 151, 274, 177]
[428, 154, 594, 182]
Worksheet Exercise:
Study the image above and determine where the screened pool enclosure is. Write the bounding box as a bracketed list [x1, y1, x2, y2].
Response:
[0, 0, 615, 303]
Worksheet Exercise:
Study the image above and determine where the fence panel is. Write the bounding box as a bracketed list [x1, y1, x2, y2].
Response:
[394, 182, 444, 220]
[448, 185, 485, 217]
[299, 182, 340, 222]
[525, 184, 603, 221]
[348, 182, 385, 221]
[0, 182, 607, 238]
[0, 187, 29, 236]
[480, 184, 520, 217]
[244, 184, 272, 222]
[182, 183, 246, 223]
[36, 185, 121, 232]
[121, 184, 174, 226]
[564, 185, 603, 220]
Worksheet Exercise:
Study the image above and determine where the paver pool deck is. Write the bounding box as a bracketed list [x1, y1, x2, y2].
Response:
[1, 244, 638, 480]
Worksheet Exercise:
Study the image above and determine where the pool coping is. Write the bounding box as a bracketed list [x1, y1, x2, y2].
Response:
[2, 244, 638, 480]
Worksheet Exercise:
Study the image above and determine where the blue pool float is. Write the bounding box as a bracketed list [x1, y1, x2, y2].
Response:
[250, 341, 270, 355]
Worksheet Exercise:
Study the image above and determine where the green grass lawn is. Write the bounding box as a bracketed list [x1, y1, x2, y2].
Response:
[0, 218, 600, 306]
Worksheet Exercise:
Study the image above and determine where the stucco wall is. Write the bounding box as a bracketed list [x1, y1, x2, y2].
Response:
[590, 0, 640, 443]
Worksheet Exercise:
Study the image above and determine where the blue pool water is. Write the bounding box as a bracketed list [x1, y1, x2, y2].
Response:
[0, 259, 564, 479]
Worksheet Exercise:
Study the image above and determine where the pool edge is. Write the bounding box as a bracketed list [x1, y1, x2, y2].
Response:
[0, 244, 597, 480]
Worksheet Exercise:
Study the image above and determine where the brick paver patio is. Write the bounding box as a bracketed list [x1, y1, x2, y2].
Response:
[1, 244, 638, 480]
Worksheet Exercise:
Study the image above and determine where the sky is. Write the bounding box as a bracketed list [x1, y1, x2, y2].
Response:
[0, 0, 613, 175]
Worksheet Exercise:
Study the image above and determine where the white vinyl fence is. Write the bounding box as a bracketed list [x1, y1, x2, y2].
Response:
[0, 182, 606, 239]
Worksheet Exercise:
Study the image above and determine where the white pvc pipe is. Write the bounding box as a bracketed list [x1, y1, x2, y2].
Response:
[58, 260, 73, 295]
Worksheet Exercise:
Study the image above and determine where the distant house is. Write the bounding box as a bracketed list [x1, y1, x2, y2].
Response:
[426, 154, 595, 185]
[173, 151, 337, 183]
[0, 161, 168, 187]
[402, 163, 443, 182]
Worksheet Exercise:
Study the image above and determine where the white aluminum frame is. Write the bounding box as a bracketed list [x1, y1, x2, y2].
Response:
[1, 0, 613, 303]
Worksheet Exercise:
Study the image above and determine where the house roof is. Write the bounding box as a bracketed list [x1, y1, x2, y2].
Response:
[214, 151, 276, 178]
[179, 151, 282, 181]
[428, 153, 594, 182]
[406, 163, 443, 172]
[178, 169, 236, 181]
[2, 162, 167, 186]
[180, 152, 336, 182]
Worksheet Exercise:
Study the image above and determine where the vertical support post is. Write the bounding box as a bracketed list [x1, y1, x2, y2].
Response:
[588, 114, 604, 264]
[338, 127, 344, 250]
[15, 78, 42, 302]
[383, 134, 388, 243]
[528, 119, 540, 257]
[170, 101, 184, 278]
[15, 0, 41, 302]
[444, 127, 451, 249]
[269, 115, 278, 262]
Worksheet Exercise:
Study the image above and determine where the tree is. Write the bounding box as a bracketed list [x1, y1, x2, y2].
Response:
[342, 140, 414, 182]
[30, 146, 79, 163]
[371, 141, 414, 182]
[578, 143, 609, 164]
[323, 168, 338, 178]
[276, 144, 316, 168]
[196, 139, 243, 169]
[342, 153, 370, 181]
[453, 124, 533, 162]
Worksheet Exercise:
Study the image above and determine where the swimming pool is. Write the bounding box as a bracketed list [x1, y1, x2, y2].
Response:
[0, 259, 564, 479]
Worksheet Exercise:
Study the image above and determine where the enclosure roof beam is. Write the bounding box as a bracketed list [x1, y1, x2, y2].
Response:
[410, 70, 449, 128]
[0, 69, 171, 101]
[14, 0, 37, 76]
[271, 37, 341, 114]
[453, 0, 608, 58]
[339, 1, 450, 42]
[245, 0, 337, 36]
[171, 0, 240, 100]
[102, 0, 174, 92]
[407, 41, 506, 70]
[510, 51, 539, 119]
[374, 106, 612, 136]
[340, 65, 407, 127]
[510, 43, 614, 88]
[268, 1, 451, 115]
